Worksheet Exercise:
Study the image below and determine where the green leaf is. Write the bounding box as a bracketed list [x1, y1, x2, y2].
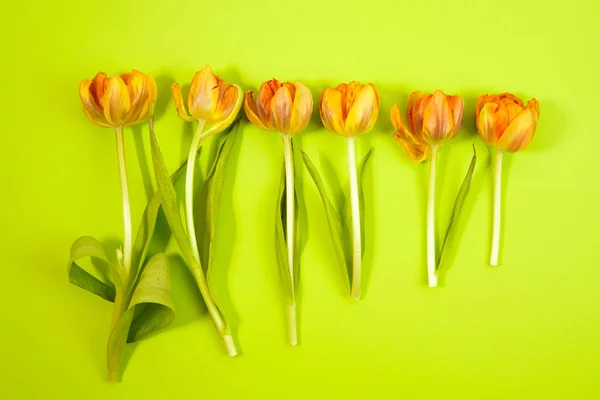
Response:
[301, 151, 349, 289]
[437, 145, 478, 273]
[197, 123, 240, 301]
[67, 236, 119, 302]
[149, 125, 200, 268]
[107, 253, 174, 381]
[343, 148, 373, 257]
[130, 149, 195, 285]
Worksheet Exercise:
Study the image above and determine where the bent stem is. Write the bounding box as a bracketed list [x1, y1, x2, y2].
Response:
[114, 127, 132, 287]
[347, 137, 362, 301]
[281, 133, 298, 346]
[490, 149, 503, 266]
[185, 120, 207, 261]
[427, 145, 439, 288]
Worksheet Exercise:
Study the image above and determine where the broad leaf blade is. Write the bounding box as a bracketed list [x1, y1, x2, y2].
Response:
[149, 126, 200, 267]
[301, 151, 349, 290]
[437, 145, 477, 273]
[107, 253, 174, 381]
[67, 236, 118, 302]
[130, 150, 195, 284]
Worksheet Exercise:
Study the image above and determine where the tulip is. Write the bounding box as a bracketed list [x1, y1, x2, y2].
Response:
[390, 90, 464, 287]
[79, 69, 157, 128]
[318, 81, 380, 300]
[78, 69, 157, 283]
[168, 66, 243, 356]
[319, 81, 380, 137]
[244, 79, 313, 135]
[475, 93, 540, 266]
[244, 79, 314, 345]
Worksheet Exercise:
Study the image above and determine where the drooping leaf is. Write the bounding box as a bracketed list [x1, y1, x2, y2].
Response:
[107, 253, 174, 381]
[130, 149, 197, 286]
[301, 150, 349, 291]
[67, 236, 119, 302]
[437, 145, 478, 273]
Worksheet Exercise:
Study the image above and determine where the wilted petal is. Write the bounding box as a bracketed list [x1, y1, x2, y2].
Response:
[244, 91, 270, 131]
[345, 83, 379, 134]
[171, 83, 194, 121]
[394, 133, 428, 163]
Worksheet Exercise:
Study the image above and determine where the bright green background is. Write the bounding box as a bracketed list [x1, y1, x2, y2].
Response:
[2, 0, 599, 398]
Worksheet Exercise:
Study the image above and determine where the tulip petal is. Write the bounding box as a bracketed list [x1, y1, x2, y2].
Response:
[497, 108, 537, 152]
[171, 83, 194, 121]
[475, 94, 488, 117]
[244, 91, 270, 131]
[79, 80, 110, 127]
[256, 80, 281, 125]
[448, 95, 464, 132]
[146, 73, 157, 115]
[289, 82, 313, 135]
[393, 133, 428, 163]
[421, 90, 454, 144]
[345, 83, 379, 135]
[212, 85, 238, 123]
[124, 70, 148, 126]
[412, 93, 431, 136]
[90, 72, 107, 105]
[407, 91, 426, 132]
[102, 75, 131, 127]
[269, 86, 293, 133]
[476, 102, 500, 146]
[319, 88, 345, 134]
[390, 104, 412, 138]
[188, 66, 218, 120]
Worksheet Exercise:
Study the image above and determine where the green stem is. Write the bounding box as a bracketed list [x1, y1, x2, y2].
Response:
[490, 149, 503, 266]
[347, 137, 362, 301]
[185, 120, 206, 262]
[189, 265, 237, 356]
[281, 133, 298, 345]
[427, 145, 438, 288]
[114, 127, 132, 287]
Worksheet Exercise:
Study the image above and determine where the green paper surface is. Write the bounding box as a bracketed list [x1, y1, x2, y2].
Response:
[2, 0, 599, 398]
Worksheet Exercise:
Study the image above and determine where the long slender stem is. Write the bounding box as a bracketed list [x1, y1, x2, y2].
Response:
[347, 137, 362, 301]
[427, 145, 439, 288]
[114, 127, 132, 286]
[189, 266, 237, 355]
[281, 133, 297, 345]
[490, 149, 503, 266]
[185, 120, 206, 262]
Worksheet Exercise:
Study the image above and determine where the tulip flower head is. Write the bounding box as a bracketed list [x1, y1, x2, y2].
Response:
[319, 81, 380, 137]
[475, 93, 540, 153]
[244, 79, 313, 135]
[172, 65, 242, 126]
[79, 70, 157, 128]
[391, 90, 464, 149]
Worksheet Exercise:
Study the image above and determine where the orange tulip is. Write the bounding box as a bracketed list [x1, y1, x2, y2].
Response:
[79, 70, 157, 128]
[390, 104, 429, 163]
[391, 90, 463, 147]
[244, 79, 313, 135]
[172, 66, 241, 124]
[475, 93, 540, 152]
[319, 81, 380, 136]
